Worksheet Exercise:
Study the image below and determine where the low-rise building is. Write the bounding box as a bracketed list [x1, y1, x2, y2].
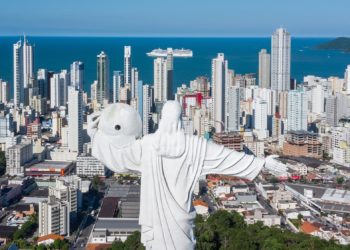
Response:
[76, 153, 107, 178]
[6, 140, 33, 176]
[283, 131, 322, 159]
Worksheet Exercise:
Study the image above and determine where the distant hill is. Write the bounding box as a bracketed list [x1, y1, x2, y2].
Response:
[316, 37, 350, 52]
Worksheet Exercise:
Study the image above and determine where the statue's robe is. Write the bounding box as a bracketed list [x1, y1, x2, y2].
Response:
[92, 131, 264, 250]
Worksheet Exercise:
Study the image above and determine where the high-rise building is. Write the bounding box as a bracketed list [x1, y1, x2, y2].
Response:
[166, 48, 174, 100]
[112, 71, 123, 103]
[287, 89, 307, 131]
[190, 77, 210, 97]
[50, 70, 69, 109]
[153, 57, 168, 103]
[0, 113, 14, 137]
[67, 86, 83, 154]
[90, 81, 97, 102]
[131, 67, 139, 99]
[226, 86, 240, 132]
[96, 51, 109, 106]
[326, 93, 350, 127]
[39, 196, 70, 236]
[37, 69, 49, 99]
[212, 53, 228, 133]
[142, 84, 153, 135]
[49, 178, 78, 215]
[254, 98, 268, 130]
[70, 61, 84, 90]
[0, 80, 9, 103]
[258, 49, 271, 88]
[124, 46, 132, 86]
[345, 65, 350, 95]
[271, 28, 291, 92]
[13, 36, 34, 106]
[311, 85, 324, 114]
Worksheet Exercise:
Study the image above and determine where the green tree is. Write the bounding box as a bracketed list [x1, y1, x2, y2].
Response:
[336, 177, 345, 185]
[111, 240, 125, 250]
[123, 231, 145, 250]
[92, 175, 102, 191]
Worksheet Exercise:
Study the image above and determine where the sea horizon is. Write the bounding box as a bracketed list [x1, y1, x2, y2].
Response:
[0, 36, 348, 95]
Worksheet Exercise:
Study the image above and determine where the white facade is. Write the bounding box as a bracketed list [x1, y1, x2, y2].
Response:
[212, 53, 228, 133]
[259, 49, 271, 89]
[311, 84, 325, 114]
[153, 57, 168, 103]
[76, 154, 106, 177]
[50, 70, 69, 109]
[6, 140, 33, 176]
[112, 71, 123, 103]
[227, 86, 240, 132]
[68, 86, 83, 153]
[131, 67, 139, 99]
[39, 196, 70, 236]
[70, 61, 84, 90]
[287, 90, 308, 131]
[13, 36, 33, 106]
[271, 28, 291, 92]
[254, 98, 268, 130]
[0, 80, 9, 103]
[345, 65, 350, 95]
[124, 46, 132, 86]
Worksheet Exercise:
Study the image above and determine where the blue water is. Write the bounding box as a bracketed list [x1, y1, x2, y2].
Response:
[0, 37, 349, 95]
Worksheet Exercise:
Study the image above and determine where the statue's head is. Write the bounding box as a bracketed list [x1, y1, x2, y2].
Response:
[97, 103, 142, 148]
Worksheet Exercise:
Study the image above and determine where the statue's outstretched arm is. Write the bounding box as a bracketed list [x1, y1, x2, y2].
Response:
[200, 141, 286, 179]
[201, 141, 265, 180]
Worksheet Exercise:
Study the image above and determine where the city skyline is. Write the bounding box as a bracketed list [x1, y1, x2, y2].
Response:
[1, 0, 350, 37]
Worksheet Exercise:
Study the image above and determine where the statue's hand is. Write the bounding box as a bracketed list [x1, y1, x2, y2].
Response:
[264, 155, 287, 177]
[87, 112, 101, 139]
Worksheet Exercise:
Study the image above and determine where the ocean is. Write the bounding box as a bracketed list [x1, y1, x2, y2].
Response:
[0, 37, 349, 95]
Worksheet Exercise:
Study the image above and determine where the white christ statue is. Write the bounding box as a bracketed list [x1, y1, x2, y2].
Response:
[88, 101, 285, 250]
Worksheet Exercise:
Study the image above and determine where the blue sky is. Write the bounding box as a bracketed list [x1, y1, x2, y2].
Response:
[2, 0, 349, 37]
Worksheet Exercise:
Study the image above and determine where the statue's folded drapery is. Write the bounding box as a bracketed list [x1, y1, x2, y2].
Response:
[92, 130, 264, 250]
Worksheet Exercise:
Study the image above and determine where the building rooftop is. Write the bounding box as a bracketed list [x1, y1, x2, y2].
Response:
[27, 160, 72, 169]
[94, 218, 140, 232]
[99, 197, 118, 218]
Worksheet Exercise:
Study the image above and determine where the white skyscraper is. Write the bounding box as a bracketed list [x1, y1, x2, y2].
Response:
[254, 98, 268, 130]
[271, 28, 291, 92]
[70, 61, 84, 90]
[67, 86, 83, 153]
[0, 80, 9, 103]
[226, 86, 240, 132]
[142, 84, 152, 135]
[124, 46, 132, 86]
[212, 53, 228, 133]
[253, 97, 269, 139]
[97, 51, 109, 105]
[258, 49, 271, 88]
[345, 65, 350, 94]
[153, 57, 168, 103]
[112, 71, 123, 103]
[287, 89, 308, 131]
[50, 70, 69, 109]
[131, 67, 139, 99]
[13, 36, 34, 106]
[311, 84, 324, 114]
